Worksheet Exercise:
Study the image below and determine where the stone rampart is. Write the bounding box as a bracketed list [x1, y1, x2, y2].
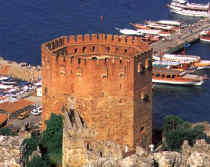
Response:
[0, 57, 41, 82]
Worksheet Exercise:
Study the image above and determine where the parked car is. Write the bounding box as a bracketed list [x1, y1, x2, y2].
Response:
[31, 106, 42, 116]
[17, 110, 30, 120]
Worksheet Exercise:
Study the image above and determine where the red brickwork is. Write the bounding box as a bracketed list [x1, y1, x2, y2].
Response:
[42, 34, 152, 149]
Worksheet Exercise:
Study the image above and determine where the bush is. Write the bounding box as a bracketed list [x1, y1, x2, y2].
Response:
[163, 115, 207, 151]
[40, 113, 63, 166]
[26, 155, 49, 167]
[0, 127, 17, 136]
[22, 113, 63, 167]
[22, 134, 40, 163]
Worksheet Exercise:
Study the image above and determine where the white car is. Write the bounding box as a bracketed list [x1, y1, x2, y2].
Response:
[31, 106, 42, 116]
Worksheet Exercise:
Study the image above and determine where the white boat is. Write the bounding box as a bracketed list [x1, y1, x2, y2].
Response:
[155, 53, 200, 63]
[157, 20, 182, 27]
[200, 30, 210, 43]
[168, 0, 210, 17]
[154, 54, 210, 70]
[0, 76, 9, 81]
[0, 84, 14, 89]
[152, 68, 205, 86]
[115, 28, 142, 35]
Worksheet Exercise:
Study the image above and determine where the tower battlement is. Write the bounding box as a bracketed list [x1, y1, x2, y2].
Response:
[42, 34, 151, 61]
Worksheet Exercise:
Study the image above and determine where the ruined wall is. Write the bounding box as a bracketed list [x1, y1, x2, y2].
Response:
[0, 58, 41, 82]
[42, 34, 152, 149]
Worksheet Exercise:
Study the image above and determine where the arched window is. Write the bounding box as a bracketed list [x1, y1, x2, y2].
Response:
[82, 47, 86, 53]
[78, 58, 81, 64]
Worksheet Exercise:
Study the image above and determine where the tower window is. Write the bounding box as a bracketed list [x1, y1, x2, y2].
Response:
[137, 64, 141, 72]
[106, 47, 110, 52]
[78, 58, 81, 64]
[92, 57, 97, 60]
[82, 47, 86, 53]
[74, 48, 78, 53]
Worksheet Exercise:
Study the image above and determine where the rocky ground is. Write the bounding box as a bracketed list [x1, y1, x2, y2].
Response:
[0, 135, 24, 167]
[84, 139, 210, 167]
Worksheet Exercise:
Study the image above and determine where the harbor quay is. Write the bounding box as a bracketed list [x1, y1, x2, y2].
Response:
[151, 19, 210, 57]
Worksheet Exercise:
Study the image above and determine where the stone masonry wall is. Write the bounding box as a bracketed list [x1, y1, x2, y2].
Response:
[0, 57, 41, 82]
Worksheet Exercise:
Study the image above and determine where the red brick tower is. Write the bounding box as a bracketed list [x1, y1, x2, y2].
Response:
[41, 34, 152, 149]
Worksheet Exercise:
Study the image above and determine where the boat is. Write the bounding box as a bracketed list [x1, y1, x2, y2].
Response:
[152, 68, 205, 86]
[152, 60, 195, 72]
[153, 54, 210, 70]
[200, 30, 210, 42]
[194, 60, 210, 70]
[168, 0, 210, 17]
[153, 53, 200, 63]
[156, 20, 182, 27]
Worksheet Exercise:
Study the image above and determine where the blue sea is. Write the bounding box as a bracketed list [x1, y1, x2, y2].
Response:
[0, 0, 210, 127]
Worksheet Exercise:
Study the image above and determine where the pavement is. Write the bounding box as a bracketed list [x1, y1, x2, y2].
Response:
[25, 96, 42, 106]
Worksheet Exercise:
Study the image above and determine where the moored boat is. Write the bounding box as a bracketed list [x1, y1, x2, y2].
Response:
[200, 30, 210, 42]
[158, 54, 210, 70]
[168, 0, 210, 17]
[152, 68, 205, 86]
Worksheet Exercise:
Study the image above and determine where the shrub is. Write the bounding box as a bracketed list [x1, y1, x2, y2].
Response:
[26, 155, 49, 167]
[163, 115, 207, 151]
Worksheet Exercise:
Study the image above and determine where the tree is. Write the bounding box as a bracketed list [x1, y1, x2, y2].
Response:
[163, 115, 207, 151]
[22, 134, 40, 163]
[23, 113, 63, 167]
[0, 127, 17, 136]
[40, 113, 63, 166]
[26, 155, 49, 167]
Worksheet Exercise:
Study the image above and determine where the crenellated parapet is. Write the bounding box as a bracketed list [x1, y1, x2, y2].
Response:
[42, 34, 152, 60]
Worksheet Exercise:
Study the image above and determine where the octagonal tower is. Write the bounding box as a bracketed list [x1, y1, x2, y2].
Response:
[41, 34, 152, 149]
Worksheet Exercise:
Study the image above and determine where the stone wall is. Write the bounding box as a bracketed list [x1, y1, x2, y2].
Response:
[42, 34, 152, 149]
[0, 57, 41, 82]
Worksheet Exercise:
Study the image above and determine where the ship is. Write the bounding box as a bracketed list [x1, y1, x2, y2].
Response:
[168, 0, 210, 17]
[200, 30, 210, 43]
[153, 54, 210, 70]
[152, 60, 196, 72]
[152, 68, 205, 86]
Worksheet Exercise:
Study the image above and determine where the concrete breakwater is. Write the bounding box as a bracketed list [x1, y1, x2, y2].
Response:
[0, 57, 41, 82]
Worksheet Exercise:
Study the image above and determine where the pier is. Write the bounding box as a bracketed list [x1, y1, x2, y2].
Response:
[151, 19, 210, 56]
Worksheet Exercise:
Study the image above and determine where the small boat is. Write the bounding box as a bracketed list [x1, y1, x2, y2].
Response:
[152, 60, 195, 72]
[200, 30, 210, 43]
[168, 0, 210, 18]
[156, 20, 182, 27]
[154, 54, 210, 70]
[194, 60, 210, 70]
[152, 68, 205, 86]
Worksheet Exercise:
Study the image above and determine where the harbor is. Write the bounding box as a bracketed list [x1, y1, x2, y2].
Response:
[151, 18, 210, 56]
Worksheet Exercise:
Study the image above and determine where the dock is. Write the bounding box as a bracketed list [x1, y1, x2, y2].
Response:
[151, 19, 210, 56]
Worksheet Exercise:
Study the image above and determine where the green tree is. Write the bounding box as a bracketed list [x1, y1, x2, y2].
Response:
[40, 113, 63, 166]
[163, 115, 207, 151]
[0, 127, 17, 136]
[22, 134, 40, 163]
[26, 155, 49, 167]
